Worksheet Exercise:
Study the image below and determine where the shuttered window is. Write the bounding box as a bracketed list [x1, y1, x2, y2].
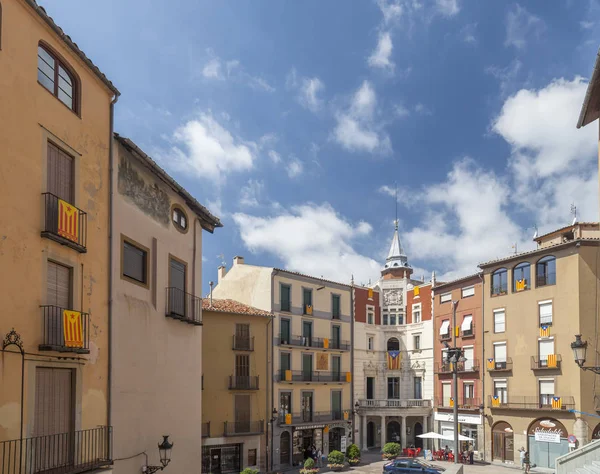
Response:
[235, 394, 251, 424]
[539, 339, 554, 362]
[236, 354, 250, 377]
[123, 241, 147, 284]
[280, 285, 291, 312]
[47, 261, 71, 308]
[47, 142, 74, 203]
[493, 343, 507, 362]
[34, 367, 73, 437]
[332, 294, 341, 319]
[493, 309, 505, 333]
[539, 301, 553, 325]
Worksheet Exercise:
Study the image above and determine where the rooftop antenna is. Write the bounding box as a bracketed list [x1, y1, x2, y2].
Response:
[511, 243, 518, 255]
[571, 203, 578, 225]
[532, 224, 538, 240]
[217, 253, 226, 267]
[394, 182, 399, 230]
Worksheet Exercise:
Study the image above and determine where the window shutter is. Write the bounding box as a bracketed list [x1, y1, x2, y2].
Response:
[47, 143, 73, 202]
[539, 380, 554, 395]
[494, 343, 507, 362]
[494, 310, 505, 332]
[539, 302, 553, 324]
[539, 339, 554, 359]
[235, 394, 251, 423]
[47, 261, 71, 308]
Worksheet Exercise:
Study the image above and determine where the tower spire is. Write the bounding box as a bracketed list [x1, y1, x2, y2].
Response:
[395, 182, 398, 230]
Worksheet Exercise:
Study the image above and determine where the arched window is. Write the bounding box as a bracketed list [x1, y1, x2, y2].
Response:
[37, 42, 78, 112]
[512, 262, 530, 292]
[172, 205, 188, 232]
[536, 256, 556, 287]
[387, 337, 399, 351]
[491, 268, 508, 296]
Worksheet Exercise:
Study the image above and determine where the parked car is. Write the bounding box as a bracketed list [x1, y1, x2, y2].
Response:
[383, 458, 445, 473]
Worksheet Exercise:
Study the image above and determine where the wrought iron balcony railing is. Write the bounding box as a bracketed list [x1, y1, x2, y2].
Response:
[39, 305, 90, 354]
[165, 287, 202, 325]
[277, 410, 350, 426]
[223, 420, 264, 436]
[41, 193, 87, 253]
[486, 358, 513, 372]
[435, 397, 481, 409]
[232, 335, 254, 351]
[277, 370, 350, 383]
[531, 355, 562, 370]
[202, 422, 210, 438]
[228, 375, 259, 390]
[275, 336, 350, 351]
[435, 360, 479, 374]
[0, 426, 112, 474]
[488, 395, 574, 410]
[357, 399, 432, 409]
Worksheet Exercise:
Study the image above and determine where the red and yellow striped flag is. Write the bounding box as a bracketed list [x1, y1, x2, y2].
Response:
[547, 354, 557, 368]
[492, 396, 500, 407]
[63, 310, 83, 348]
[487, 358, 495, 370]
[551, 397, 562, 410]
[58, 199, 79, 243]
[387, 350, 401, 370]
[449, 398, 455, 408]
[540, 325, 550, 338]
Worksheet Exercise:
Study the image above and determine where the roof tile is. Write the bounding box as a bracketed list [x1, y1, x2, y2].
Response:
[202, 298, 272, 317]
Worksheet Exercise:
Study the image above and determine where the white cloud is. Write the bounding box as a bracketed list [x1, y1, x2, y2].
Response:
[394, 104, 410, 117]
[268, 150, 282, 164]
[299, 77, 325, 112]
[368, 31, 395, 72]
[505, 4, 545, 49]
[232, 203, 380, 283]
[286, 158, 304, 178]
[202, 58, 222, 79]
[415, 103, 432, 115]
[485, 59, 523, 97]
[460, 23, 477, 44]
[162, 112, 256, 181]
[378, 184, 413, 204]
[377, 0, 403, 24]
[207, 198, 223, 218]
[580, 21, 594, 30]
[201, 51, 274, 92]
[436, 0, 460, 16]
[332, 81, 392, 154]
[239, 179, 264, 207]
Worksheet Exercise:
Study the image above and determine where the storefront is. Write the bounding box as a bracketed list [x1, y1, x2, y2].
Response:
[527, 418, 569, 469]
[290, 422, 351, 466]
[434, 411, 482, 454]
[202, 443, 243, 474]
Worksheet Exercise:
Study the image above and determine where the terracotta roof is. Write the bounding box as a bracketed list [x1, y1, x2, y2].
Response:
[274, 268, 352, 288]
[202, 298, 272, 317]
[433, 273, 481, 290]
[114, 134, 222, 232]
[533, 222, 598, 242]
[578, 47, 600, 128]
[26, 0, 119, 96]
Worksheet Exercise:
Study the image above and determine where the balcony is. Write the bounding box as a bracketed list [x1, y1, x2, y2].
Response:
[277, 370, 350, 383]
[276, 336, 350, 351]
[202, 422, 210, 438]
[229, 375, 259, 390]
[487, 395, 575, 411]
[531, 355, 562, 370]
[41, 193, 87, 253]
[232, 335, 254, 351]
[223, 420, 264, 437]
[357, 399, 432, 409]
[165, 287, 202, 325]
[0, 426, 112, 474]
[434, 360, 479, 374]
[39, 306, 90, 354]
[278, 411, 350, 426]
[435, 398, 481, 410]
[487, 358, 513, 373]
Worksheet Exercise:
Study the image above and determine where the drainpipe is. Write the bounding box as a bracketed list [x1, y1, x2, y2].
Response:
[266, 315, 272, 472]
[209, 281, 214, 307]
[479, 271, 485, 462]
[350, 280, 355, 445]
[270, 270, 276, 471]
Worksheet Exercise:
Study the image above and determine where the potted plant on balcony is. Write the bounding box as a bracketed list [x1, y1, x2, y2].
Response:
[327, 450, 345, 471]
[346, 444, 361, 465]
[382, 442, 401, 460]
[300, 457, 319, 474]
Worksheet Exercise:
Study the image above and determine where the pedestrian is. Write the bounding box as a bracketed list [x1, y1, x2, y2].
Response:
[468, 443, 474, 465]
[317, 447, 323, 467]
[519, 447, 526, 470]
[443, 445, 450, 461]
[524, 451, 531, 473]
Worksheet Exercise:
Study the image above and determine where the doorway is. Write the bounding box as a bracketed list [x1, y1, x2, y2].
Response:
[387, 421, 401, 444]
[280, 431, 291, 466]
[414, 422, 423, 449]
[169, 257, 186, 316]
[367, 377, 375, 399]
[367, 421, 375, 448]
[492, 421, 514, 462]
[329, 427, 343, 452]
[210, 448, 222, 473]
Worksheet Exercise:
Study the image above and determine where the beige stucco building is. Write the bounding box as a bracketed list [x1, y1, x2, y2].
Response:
[0, 0, 118, 472]
[201, 298, 272, 473]
[212, 259, 354, 471]
[480, 222, 600, 469]
[110, 135, 221, 473]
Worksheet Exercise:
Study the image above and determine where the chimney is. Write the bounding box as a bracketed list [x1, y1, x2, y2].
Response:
[233, 256, 245, 266]
[218, 265, 227, 283]
[209, 281, 214, 307]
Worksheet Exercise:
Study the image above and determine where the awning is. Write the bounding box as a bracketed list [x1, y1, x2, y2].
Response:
[439, 320, 450, 335]
[461, 316, 473, 331]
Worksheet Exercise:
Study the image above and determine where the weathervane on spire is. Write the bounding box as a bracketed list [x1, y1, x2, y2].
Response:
[394, 182, 399, 230]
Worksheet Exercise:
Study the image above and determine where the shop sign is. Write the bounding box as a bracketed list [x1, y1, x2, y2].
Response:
[297, 424, 327, 431]
[529, 419, 566, 444]
[434, 412, 482, 425]
[341, 436, 347, 453]
[534, 431, 560, 443]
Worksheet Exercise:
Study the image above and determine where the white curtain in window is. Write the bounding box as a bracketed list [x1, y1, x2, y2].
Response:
[463, 347, 474, 370]
[539, 302, 553, 324]
[493, 343, 507, 362]
[442, 383, 451, 405]
[539, 339, 554, 360]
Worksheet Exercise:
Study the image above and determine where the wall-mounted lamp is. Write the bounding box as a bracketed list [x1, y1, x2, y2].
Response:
[271, 408, 279, 422]
[143, 436, 173, 474]
[353, 401, 360, 415]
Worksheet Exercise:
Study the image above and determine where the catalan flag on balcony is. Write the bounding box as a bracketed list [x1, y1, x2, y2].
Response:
[515, 279, 527, 292]
[551, 396, 562, 410]
[58, 199, 79, 243]
[547, 354, 557, 368]
[487, 358, 495, 370]
[387, 350, 401, 370]
[449, 398, 455, 407]
[63, 310, 83, 348]
[540, 325, 550, 338]
[492, 396, 500, 407]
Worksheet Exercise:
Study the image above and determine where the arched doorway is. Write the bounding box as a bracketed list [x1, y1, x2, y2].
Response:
[280, 431, 290, 466]
[492, 421, 514, 462]
[528, 418, 569, 469]
[387, 337, 400, 351]
[593, 422, 600, 440]
[414, 422, 423, 449]
[367, 421, 375, 448]
[387, 420, 401, 444]
[329, 427, 344, 452]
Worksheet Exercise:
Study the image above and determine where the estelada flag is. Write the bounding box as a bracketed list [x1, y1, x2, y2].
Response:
[487, 358, 495, 370]
[387, 350, 401, 370]
[58, 199, 79, 243]
[492, 396, 501, 407]
[551, 396, 562, 410]
[63, 310, 83, 348]
[540, 325, 551, 338]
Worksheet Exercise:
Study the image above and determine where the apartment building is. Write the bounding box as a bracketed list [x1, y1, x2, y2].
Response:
[0, 1, 118, 472]
[110, 136, 221, 473]
[212, 258, 353, 471]
[355, 224, 433, 451]
[201, 298, 271, 474]
[480, 222, 600, 469]
[432, 275, 484, 457]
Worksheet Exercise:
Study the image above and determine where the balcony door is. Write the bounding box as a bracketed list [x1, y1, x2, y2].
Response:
[235, 324, 250, 350]
[302, 354, 313, 381]
[280, 319, 290, 344]
[47, 261, 72, 347]
[302, 321, 312, 346]
[366, 377, 375, 399]
[463, 347, 474, 371]
[280, 352, 291, 380]
[47, 142, 74, 203]
[332, 355, 341, 381]
[301, 392, 313, 422]
[387, 377, 400, 399]
[331, 325, 341, 349]
[414, 377, 422, 400]
[332, 391, 342, 420]
[235, 394, 251, 433]
[442, 383, 451, 407]
[169, 257, 186, 317]
[235, 355, 250, 388]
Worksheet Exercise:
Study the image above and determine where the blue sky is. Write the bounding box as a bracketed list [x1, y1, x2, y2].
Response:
[48, 0, 600, 291]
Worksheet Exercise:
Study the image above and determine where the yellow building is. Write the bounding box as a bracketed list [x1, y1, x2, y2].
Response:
[212, 258, 354, 471]
[480, 223, 600, 469]
[0, 0, 118, 472]
[201, 298, 272, 473]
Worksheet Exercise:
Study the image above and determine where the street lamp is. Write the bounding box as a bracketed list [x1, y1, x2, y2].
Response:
[143, 436, 173, 474]
[571, 335, 600, 373]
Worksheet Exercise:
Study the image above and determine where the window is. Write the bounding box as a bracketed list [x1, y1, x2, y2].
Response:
[491, 268, 508, 295]
[281, 284, 291, 312]
[442, 383, 451, 407]
[538, 338, 555, 367]
[331, 325, 341, 349]
[414, 377, 422, 399]
[461, 315, 473, 336]
[398, 314, 404, 325]
[537, 256, 556, 287]
[47, 142, 74, 203]
[513, 262, 530, 292]
[168, 256, 186, 316]
[368, 336, 374, 351]
[441, 348, 448, 367]
[280, 392, 291, 416]
[331, 391, 342, 419]
[37, 44, 78, 112]
[47, 260, 72, 308]
[440, 292, 451, 303]
[122, 238, 148, 286]
[412, 303, 422, 323]
[463, 346, 474, 371]
[387, 337, 400, 351]
[280, 319, 290, 344]
[462, 286, 475, 298]
[539, 300, 553, 326]
[387, 377, 400, 399]
[413, 334, 421, 350]
[301, 392, 313, 422]
[248, 449, 257, 467]
[280, 352, 291, 377]
[390, 313, 397, 326]
[235, 324, 251, 350]
[494, 380, 507, 403]
[172, 206, 188, 232]
[439, 320, 450, 339]
[235, 354, 250, 377]
[303, 288, 312, 314]
[493, 309, 505, 333]
[34, 367, 74, 437]
[463, 383, 475, 404]
[539, 379, 555, 406]
[234, 394, 250, 428]
[383, 312, 388, 325]
[493, 342, 507, 368]
[367, 306, 374, 324]
[332, 294, 341, 319]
